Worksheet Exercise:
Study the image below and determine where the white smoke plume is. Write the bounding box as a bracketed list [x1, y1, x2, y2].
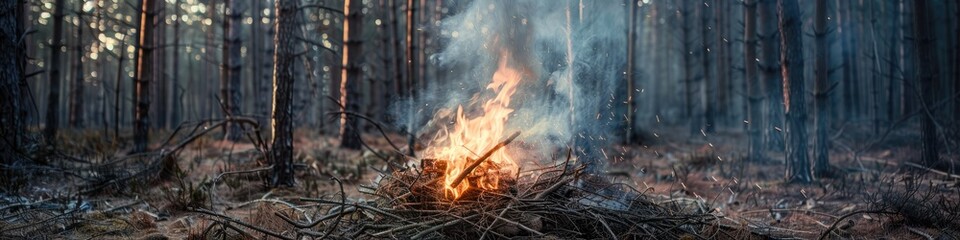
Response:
[392, 0, 630, 168]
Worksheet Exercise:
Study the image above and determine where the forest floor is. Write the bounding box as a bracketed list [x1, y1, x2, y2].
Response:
[2, 126, 959, 239]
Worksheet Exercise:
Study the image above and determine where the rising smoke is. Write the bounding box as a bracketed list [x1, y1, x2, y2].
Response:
[392, 0, 630, 169]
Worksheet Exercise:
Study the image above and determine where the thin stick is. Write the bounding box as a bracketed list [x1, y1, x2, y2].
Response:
[903, 161, 960, 179]
[449, 131, 521, 190]
[410, 214, 479, 239]
[191, 208, 293, 240]
[817, 210, 896, 240]
[320, 178, 346, 240]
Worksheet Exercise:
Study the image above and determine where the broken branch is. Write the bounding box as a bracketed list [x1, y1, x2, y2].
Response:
[448, 131, 521, 191]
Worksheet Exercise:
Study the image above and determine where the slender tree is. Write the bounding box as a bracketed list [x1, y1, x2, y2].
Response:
[680, 0, 695, 134]
[390, 0, 404, 103]
[758, 0, 783, 151]
[251, 0, 266, 127]
[171, 0, 182, 128]
[339, 0, 363, 149]
[624, 0, 637, 143]
[271, 0, 299, 186]
[260, 0, 276, 132]
[154, 3, 167, 130]
[744, 0, 764, 161]
[715, 0, 729, 125]
[69, 7, 84, 128]
[1, 0, 25, 173]
[911, 0, 942, 169]
[700, 0, 714, 133]
[405, 0, 418, 156]
[778, 0, 812, 183]
[955, 1, 960, 122]
[44, 0, 66, 141]
[114, 41, 125, 140]
[813, 0, 834, 177]
[133, 0, 161, 152]
[222, 0, 244, 141]
[885, 0, 900, 123]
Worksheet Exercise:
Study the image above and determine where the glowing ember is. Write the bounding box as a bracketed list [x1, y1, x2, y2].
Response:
[424, 50, 523, 199]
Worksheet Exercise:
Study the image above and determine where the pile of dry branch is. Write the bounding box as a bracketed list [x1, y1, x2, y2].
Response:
[351, 160, 714, 239]
[257, 136, 719, 239]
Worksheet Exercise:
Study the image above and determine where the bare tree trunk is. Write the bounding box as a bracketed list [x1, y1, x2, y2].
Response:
[624, 0, 637, 144]
[222, 0, 243, 141]
[886, 1, 899, 123]
[94, 0, 106, 133]
[417, 0, 427, 90]
[868, 1, 881, 134]
[715, 0, 729, 127]
[171, 0, 182, 127]
[44, 0, 66, 141]
[849, 1, 862, 118]
[759, 0, 783, 151]
[69, 8, 84, 129]
[205, 0, 218, 121]
[339, 0, 363, 149]
[251, 0, 266, 127]
[744, 0, 764, 162]
[271, 0, 299, 187]
[701, 0, 714, 133]
[681, 0, 695, 134]
[813, 0, 833, 178]
[778, 0, 812, 183]
[376, 0, 393, 124]
[114, 42, 124, 140]
[912, 0, 942, 169]
[955, 1, 960, 122]
[133, 0, 160, 152]
[899, 0, 914, 117]
[1, 0, 25, 174]
[262, 0, 275, 135]
[153, 4, 167, 130]
[390, 0, 403, 101]
[405, 0, 418, 156]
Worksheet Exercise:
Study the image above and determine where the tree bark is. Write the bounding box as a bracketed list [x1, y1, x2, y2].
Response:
[44, 0, 66, 141]
[152, 2, 166, 130]
[171, 0, 182, 128]
[390, 0, 404, 101]
[715, 0, 729, 126]
[261, 0, 275, 134]
[222, 0, 244, 141]
[251, 0, 266, 128]
[339, 0, 363, 149]
[778, 0, 812, 183]
[813, 0, 833, 178]
[405, 0, 418, 156]
[955, 1, 960, 122]
[759, 0, 783, 151]
[114, 41, 124, 140]
[744, 0, 764, 162]
[886, 1, 900, 123]
[1, 0, 25, 172]
[700, 0, 714, 133]
[271, 0, 299, 187]
[69, 8, 84, 128]
[624, 0, 637, 143]
[133, 0, 160, 152]
[912, 0, 942, 169]
[681, 0, 695, 134]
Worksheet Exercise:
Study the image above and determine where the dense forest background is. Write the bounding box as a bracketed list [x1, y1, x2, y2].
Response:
[1, 0, 960, 238]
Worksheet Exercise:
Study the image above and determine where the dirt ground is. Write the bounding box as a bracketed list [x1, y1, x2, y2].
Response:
[2, 126, 958, 239]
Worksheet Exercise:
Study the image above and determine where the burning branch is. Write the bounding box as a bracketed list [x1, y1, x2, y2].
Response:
[448, 131, 521, 192]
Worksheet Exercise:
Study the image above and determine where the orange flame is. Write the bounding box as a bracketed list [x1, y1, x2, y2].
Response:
[424, 50, 522, 199]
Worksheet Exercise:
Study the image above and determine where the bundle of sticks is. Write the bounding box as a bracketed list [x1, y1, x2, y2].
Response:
[338, 132, 714, 239]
